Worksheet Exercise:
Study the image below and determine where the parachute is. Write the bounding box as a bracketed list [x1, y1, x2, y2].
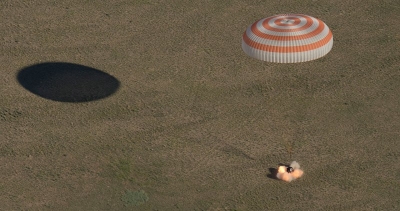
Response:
[242, 14, 333, 63]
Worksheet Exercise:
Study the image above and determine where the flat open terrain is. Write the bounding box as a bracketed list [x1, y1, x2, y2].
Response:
[1, 0, 399, 210]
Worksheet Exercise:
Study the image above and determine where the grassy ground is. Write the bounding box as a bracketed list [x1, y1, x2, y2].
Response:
[1, 0, 399, 210]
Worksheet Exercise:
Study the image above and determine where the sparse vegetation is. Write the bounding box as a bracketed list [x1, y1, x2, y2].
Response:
[1, 0, 399, 210]
[121, 190, 149, 207]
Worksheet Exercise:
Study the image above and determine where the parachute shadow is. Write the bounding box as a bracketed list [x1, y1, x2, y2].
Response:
[17, 62, 120, 102]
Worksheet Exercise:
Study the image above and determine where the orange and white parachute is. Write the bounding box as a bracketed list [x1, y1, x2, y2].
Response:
[242, 14, 333, 63]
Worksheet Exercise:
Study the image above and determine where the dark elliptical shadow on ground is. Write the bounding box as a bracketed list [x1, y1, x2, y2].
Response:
[17, 62, 120, 103]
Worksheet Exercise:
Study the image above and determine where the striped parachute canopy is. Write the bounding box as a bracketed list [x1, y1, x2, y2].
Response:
[242, 14, 333, 63]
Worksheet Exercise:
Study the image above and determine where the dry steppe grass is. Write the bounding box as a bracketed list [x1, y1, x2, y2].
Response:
[1, 0, 399, 210]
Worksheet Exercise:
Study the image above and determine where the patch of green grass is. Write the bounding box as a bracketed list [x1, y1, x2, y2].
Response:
[114, 159, 133, 181]
[121, 190, 149, 206]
